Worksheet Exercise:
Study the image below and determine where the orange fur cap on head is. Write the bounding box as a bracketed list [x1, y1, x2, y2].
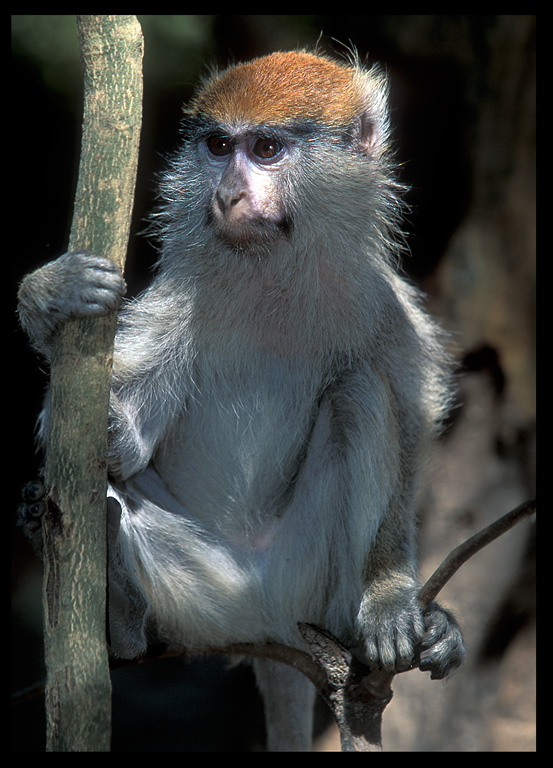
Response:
[189, 51, 373, 127]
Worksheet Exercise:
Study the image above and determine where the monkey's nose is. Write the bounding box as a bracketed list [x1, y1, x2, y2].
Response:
[216, 188, 246, 214]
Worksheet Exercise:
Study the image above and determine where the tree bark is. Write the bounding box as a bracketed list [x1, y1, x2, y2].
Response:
[42, 15, 143, 752]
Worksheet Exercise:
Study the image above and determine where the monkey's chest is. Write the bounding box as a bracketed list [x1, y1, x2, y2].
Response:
[151, 370, 317, 537]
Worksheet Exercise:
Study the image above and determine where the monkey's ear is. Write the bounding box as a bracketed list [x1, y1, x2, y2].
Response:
[354, 111, 382, 155]
[351, 68, 390, 157]
[350, 109, 389, 158]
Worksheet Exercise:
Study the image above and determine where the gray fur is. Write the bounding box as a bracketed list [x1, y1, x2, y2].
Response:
[18, 53, 464, 750]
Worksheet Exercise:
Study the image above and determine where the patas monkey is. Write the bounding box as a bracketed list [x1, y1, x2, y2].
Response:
[18, 51, 465, 751]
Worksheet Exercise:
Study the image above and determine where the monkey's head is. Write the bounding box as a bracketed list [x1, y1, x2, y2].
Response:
[171, 51, 393, 255]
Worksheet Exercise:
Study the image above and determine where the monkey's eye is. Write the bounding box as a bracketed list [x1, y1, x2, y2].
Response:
[207, 135, 233, 156]
[252, 137, 283, 160]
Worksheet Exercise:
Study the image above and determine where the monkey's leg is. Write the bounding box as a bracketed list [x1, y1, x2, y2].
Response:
[253, 657, 317, 752]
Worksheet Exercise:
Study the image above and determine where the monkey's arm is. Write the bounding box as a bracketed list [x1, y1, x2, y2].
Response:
[17, 250, 126, 358]
[294, 362, 464, 678]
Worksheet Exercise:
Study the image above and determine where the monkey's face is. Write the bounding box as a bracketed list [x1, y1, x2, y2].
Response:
[201, 130, 292, 249]
[171, 51, 394, 260]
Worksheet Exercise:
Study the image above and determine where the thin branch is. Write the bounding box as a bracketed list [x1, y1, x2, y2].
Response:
[418, 498, 536, 610]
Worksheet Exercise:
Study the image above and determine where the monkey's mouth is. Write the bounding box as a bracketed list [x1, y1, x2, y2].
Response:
[208, 209, 291, 248]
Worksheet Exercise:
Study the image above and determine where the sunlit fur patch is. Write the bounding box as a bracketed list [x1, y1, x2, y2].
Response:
[189, 51, 364, 128]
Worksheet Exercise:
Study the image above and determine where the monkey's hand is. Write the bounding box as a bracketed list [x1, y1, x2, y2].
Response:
[357, 587, 465, 678]
[357, 582, 425, 674]
[18, 479, 46, 553]
[419, 602, 465, 680]
[18, 250, 126, 357]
